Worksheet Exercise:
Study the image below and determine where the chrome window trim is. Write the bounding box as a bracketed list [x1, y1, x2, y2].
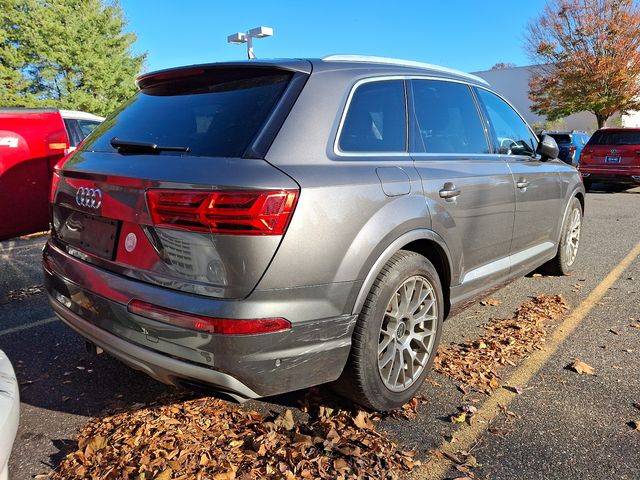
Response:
[411, 153, 498, 159]
[334, 75, 492, 158]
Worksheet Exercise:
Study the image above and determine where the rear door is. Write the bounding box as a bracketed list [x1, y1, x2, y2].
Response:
[409, 79, 516, 289]
[474, 88, 563, 273]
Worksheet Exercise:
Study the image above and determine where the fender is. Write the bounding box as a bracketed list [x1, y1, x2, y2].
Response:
[351, 228, 453, 315]
[554, 184, 585, 248]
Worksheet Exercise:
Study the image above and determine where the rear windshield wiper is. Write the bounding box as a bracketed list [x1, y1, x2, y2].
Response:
[110, 137, 190, 154]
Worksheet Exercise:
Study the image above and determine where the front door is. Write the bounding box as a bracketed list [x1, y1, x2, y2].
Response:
[475, 88, 564, 274]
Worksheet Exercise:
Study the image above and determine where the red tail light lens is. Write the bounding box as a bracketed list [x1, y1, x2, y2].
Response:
[49, 152, 76, 203]
[46, 129, 69, 154]
[146, 189, 298, 235]
[127, 299, 291, 335]
[580, 149, 592, 164]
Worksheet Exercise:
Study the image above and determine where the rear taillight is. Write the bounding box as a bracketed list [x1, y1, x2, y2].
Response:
[580, 149, 592, 164]
[49, 171, 61, 203]
[127, 299, 291, 335]
[46, 129, 68, 154]
[49, 152, 75, 203]
[146, 189, 298, 235]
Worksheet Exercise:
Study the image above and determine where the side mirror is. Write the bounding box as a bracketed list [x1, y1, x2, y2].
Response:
[537, 134, 559, 161]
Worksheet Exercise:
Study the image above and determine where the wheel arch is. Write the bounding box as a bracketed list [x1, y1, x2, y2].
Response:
[351, 229, 453, 318]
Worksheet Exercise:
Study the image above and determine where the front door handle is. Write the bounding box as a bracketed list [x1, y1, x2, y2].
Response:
[516, 179, 530, 190]
[439, 182, 461, 199]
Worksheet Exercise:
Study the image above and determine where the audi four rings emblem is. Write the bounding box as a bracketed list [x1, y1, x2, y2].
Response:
[75, 187, 102, 209]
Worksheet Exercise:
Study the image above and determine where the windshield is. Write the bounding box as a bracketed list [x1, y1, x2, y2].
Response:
[588, 130, 640, 146]
[82, 68, 292, 158]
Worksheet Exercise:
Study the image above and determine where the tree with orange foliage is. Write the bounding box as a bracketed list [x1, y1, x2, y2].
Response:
[527, 0, 640, 128]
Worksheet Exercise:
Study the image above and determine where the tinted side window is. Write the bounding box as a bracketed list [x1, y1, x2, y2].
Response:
[339, 80, 406, 153]
[411, 80, 488, 154]
[63, 119, 82, 147]
[476, 89, 537, 156]
[78, 120, 101, 138]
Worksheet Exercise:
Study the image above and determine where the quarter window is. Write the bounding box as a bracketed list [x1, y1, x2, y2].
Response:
[411, 80, 488, 154]
[338, 80, 406, 153]
[476, 88, 538, 156]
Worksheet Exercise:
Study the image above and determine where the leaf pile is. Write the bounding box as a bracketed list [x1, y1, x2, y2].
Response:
[53, 394, 418, 480]
[434, 294, 568, 393]
[6, 284, 45, 301]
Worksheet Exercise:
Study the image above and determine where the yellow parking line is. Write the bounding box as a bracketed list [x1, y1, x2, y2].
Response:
[410, 241, 640, 480]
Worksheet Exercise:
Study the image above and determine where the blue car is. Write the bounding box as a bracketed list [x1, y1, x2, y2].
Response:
[541, 130, 590, 166]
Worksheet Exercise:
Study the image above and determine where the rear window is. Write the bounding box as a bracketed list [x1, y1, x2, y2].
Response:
[82, 68, 292, 157]
[548, 134, 572, 144]
[588, 130, 640, 146]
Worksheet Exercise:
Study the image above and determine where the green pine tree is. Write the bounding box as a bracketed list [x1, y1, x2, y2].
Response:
[0, 0, 146, 116]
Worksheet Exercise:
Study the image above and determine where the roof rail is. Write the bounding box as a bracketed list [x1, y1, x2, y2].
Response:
[322, 54, 489, 86]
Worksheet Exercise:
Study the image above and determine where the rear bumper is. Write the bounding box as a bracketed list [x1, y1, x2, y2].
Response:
[43, 240, 359, 398]
[579, 166, 640, 184]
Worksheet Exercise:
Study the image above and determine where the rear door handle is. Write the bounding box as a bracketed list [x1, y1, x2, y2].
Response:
[516, 180, 530, 190]
[439, 183, 461, 199]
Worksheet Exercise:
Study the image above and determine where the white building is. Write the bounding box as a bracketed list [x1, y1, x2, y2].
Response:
[473, 65, 640, 132]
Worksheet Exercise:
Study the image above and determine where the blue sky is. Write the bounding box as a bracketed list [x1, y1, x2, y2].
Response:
[119, 0, 548, 74]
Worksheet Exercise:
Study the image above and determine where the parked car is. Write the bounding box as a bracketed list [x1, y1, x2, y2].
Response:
[43, 56, 584, 411]
[0, 108, 104, 240]
[0, 349, 19, 480]
[541, 130, 590, 166]
[579, 128, 640, 191]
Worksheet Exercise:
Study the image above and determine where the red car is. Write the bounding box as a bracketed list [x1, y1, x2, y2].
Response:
[579, 128, 640, 191]
[0, 108, 103, 240]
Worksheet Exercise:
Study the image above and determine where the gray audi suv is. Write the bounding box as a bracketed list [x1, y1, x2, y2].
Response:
[44, 55, 584, 411]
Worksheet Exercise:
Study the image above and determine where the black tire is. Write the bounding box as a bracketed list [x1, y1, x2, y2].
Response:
[334, 250, 444, 411]
[545, 197, 583, 275]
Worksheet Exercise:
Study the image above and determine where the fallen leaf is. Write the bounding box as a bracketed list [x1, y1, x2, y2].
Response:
[609, 329, 620, 335]
[84, 435, 107, 457]
[504, 385, 523, 395]
[274, 409, 295, 431]
[461, 405, 477, 415]
[480, 299, 501, 306]
[630, 420, 640, 431]
[451, 412, 467, 424]
[568, 360, 595, 375]
[155, 469, 173, 480]
[440, 450, 464, 465]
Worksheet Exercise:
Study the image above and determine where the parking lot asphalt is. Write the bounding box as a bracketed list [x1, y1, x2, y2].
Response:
[2, 185, 640, 480]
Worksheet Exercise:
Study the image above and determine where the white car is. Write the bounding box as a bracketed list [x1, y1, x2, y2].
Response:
[0, 349, 19, 480]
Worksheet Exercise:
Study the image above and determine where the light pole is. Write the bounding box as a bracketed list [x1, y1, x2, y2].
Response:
[227, 26, 273, 59]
